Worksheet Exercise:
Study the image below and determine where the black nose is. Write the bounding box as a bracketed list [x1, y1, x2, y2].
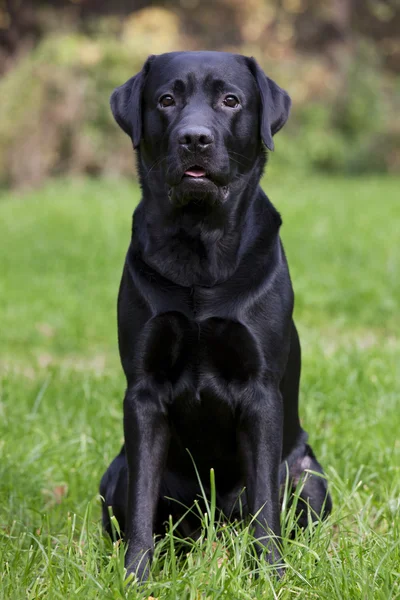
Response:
[178, 127, 214, 151]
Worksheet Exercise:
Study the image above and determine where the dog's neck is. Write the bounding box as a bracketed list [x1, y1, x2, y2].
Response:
[131, 158, 281, 288]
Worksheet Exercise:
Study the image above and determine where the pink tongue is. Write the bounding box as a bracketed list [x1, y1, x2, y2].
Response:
[185, 167, 206, 178]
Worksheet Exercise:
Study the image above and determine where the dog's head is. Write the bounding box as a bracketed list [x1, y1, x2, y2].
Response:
[111, 51, 291, 208]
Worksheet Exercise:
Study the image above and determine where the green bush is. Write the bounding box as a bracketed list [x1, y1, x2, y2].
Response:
[0, 8, 182, 188]
[274, 44, 400, 175]
[0, 15, 399, 188]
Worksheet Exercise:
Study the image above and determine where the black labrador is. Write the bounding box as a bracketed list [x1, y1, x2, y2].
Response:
[100, 51, 331, 581]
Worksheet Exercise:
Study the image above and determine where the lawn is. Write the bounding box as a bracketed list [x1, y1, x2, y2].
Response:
[0, 174, 399, 599]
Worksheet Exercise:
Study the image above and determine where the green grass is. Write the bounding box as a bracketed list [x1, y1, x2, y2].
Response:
[0, 174, 399, 598]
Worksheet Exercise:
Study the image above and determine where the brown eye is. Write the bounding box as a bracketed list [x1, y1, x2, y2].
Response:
[223, 95, 240, 108]
[159, 94, 175, 108]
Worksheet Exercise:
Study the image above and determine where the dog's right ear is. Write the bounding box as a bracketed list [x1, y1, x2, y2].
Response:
[246, 57, 291, 151]
[110, 55, 155, 149]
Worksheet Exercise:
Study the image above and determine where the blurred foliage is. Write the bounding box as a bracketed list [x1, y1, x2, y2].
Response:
[0, 1, 399, 188]
[274, 43, 400, 174]
[0, 9, 184, 187]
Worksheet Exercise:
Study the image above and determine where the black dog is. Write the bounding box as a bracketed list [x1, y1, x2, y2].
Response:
[100, 51, 331, 581]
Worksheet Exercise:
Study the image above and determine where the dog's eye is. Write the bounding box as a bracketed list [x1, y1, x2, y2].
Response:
[223, 95, 240, 108]
[159, 94, 175, 108]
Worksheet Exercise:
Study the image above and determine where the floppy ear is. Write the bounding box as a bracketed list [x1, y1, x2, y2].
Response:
[110, 55, 155, 149]
[247, 57, 291, 151]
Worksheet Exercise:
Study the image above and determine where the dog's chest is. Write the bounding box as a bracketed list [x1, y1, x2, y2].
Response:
[141, 310, 262, 388]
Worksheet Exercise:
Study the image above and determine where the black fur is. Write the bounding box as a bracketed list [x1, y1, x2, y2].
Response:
[100, 51, 331, 582]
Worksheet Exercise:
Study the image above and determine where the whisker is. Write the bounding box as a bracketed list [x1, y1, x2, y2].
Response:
[228, 153, 247, 168]
[144, 156, 167, 179]
[228, 150, 252, 162]
[229, 158, 245, 168]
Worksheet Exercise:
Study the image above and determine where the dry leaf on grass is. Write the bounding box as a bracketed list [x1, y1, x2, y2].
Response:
[42, 484, 68, 508]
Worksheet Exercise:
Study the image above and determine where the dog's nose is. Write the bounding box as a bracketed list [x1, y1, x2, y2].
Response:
[178, 127, 214, 151]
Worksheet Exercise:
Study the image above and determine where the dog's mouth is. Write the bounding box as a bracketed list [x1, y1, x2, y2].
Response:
[167, 163, 230, 206]
[181, 165, 229, 195]
[183, 166, 208, 179]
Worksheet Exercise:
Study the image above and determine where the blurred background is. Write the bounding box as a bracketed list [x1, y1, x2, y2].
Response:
[0, 0, 399, 189]
[1, 4, 400, 594]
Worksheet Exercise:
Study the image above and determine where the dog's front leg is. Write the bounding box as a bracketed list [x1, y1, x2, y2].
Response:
[123, 385, 170, 582]
[238, 384, 284, 574]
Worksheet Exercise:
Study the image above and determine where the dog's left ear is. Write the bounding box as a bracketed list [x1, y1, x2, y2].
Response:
[110, 55, 156, 148]
[247, 57, 291, 151]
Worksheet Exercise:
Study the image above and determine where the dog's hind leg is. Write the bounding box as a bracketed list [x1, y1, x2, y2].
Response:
[280, 321, 332, 528]
[281, 444, 332, 529]
[100, 446, 128, 538]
